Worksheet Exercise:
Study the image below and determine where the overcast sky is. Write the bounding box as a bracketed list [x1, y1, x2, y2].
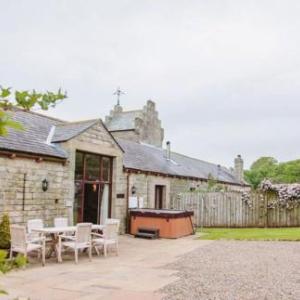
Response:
[1, 0, 300, 169]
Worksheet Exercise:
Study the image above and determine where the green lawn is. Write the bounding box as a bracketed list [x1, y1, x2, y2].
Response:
[197, 227, 300, 241]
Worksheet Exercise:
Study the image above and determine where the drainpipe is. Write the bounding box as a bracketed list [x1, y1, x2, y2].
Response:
[126, 172, 131, 233]
[166, 141, 171, 161]
[22, 173, 27, 223]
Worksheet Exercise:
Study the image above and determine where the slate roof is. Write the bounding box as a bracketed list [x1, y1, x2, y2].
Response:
[117, 138, 241, 185]
[0, 109, 241, 185]
[52, 119, 99, 142]
[0, 109, 103, 159]
[106, 110, 142, 131]
[0, 109, 68, 158]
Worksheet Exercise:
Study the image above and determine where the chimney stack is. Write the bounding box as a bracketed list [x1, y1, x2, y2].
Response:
[234, 154, 244, 182]
[166, 141, 171, 161]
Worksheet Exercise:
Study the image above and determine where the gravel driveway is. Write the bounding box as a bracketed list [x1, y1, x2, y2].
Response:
[161, 241, 300, 300]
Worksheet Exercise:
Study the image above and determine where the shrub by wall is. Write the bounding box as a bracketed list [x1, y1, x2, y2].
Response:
[0, 214, 11, 249]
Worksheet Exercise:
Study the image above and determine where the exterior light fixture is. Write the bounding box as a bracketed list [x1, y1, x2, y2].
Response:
[131, 185, 137, 195]
[42, 179, 49, 192]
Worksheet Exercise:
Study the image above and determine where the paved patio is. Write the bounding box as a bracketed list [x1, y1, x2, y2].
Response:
[1, 235, 210, 300]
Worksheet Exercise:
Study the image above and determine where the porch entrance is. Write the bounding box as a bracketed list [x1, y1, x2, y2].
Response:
[74, 151, 112, 224]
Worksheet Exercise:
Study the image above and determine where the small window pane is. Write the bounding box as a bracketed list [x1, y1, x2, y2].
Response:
[102, 157, 111, 182]
[85, 154, 100, 181]
[75, 152, 84, 180]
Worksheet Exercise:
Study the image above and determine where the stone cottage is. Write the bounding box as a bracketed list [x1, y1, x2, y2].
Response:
[0, 102, 247, 233]
[105, 100, 248, 214]
[0, 108, 126, 230]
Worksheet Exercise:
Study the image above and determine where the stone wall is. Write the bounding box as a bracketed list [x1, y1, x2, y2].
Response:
[234, 155, 244, 182]
[111, 157, 128, 233]
[138, 100, 164, 147]
[126, 173, 192, 209]
[0, 157, 69, 225]
[105, 100, 164, 147]
[125, 172, 248, 210]
[110, 130, 139, 143]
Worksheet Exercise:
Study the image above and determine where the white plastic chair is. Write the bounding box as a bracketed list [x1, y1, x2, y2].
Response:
[58, 223, 92, 264]
[27, 219, 43, 233]
[92, 223, 119, 257]
[105, 218, 120, 232]
[10, 225, 46, 266]
[27, 219, 44, 242]
[54, 217, 68, 228]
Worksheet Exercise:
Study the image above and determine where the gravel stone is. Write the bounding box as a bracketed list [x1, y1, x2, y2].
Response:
[160, 241, 300, 300]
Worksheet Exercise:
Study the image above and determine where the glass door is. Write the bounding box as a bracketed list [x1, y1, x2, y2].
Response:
[83, 183, 100, 224]
[82, 183, 110, 224]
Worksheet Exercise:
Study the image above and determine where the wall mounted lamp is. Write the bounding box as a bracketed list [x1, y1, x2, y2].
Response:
[42, 179, 49, 192]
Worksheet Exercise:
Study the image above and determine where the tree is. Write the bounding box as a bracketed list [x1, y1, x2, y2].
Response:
[273, 160, 300, 183]
[245, 157, 300, 188]
[244, 157, 277, 189]
[0, 86, 66, 136]
[250, 157, 278, 170]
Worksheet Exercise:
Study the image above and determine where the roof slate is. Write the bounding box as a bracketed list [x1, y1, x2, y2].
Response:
[0, 110, 103, 159]
[0, 109, 68, 158]
[117, 138, 241, 184]
[0, 109, 241, 185]
[52, 119, 99, 142]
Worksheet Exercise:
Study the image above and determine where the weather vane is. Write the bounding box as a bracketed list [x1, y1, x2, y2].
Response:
[113, 87, 125, 106]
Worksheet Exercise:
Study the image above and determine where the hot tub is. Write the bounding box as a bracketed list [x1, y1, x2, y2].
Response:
[129, 209, 194, 239]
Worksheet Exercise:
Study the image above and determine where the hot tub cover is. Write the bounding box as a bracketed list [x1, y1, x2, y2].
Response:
[129, 208, 193, 219]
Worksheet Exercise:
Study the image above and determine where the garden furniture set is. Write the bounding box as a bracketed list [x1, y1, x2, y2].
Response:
[10, 218, 120, 265]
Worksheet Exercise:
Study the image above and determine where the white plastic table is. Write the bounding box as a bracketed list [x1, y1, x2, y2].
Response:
[32, 224, 104, 259]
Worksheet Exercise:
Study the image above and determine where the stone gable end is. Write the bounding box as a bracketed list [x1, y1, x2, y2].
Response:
[69, 121, 123, 157]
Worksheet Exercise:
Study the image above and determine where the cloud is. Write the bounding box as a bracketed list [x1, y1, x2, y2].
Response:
[1, 0, 300, 168]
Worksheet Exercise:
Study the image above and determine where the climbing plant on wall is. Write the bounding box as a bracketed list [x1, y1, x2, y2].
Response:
[241, 180, 300, 210]
[260, 179, 300, 209]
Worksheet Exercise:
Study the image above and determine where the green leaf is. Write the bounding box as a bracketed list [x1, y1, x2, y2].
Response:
[0, 250, 7, 263]
[0, 85, 67, 136]
[0, 289, 8, 295]
[0, 110, 23, 136]
[0, 86, 11, 98]
[14, 254, 27, 268]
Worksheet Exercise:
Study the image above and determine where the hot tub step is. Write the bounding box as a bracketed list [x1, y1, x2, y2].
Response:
[135, 227, 159, 239]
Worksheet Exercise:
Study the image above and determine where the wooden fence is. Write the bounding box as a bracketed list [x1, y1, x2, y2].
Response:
[170, 192, 300, 227]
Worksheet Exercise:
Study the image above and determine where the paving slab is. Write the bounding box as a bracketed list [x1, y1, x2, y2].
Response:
[1, 235, 209, 300]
